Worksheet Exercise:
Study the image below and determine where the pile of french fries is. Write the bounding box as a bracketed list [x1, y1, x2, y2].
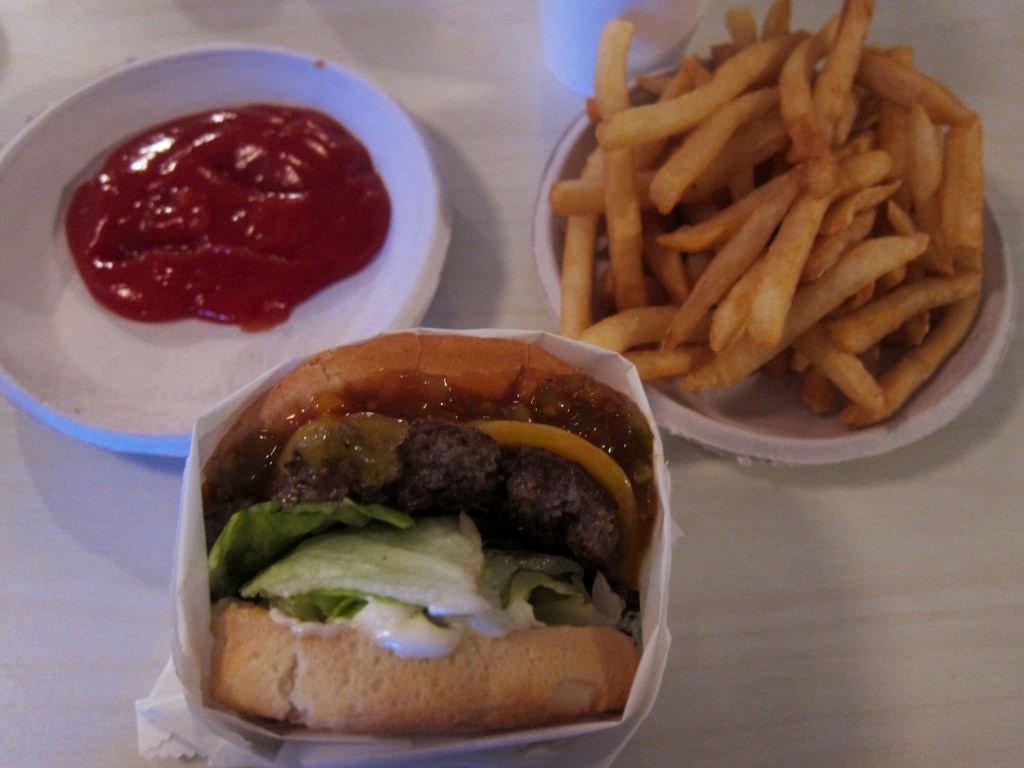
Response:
[549, 0, 984, 428]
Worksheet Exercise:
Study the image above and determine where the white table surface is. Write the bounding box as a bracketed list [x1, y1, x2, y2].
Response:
[1, 1, 1022, 766]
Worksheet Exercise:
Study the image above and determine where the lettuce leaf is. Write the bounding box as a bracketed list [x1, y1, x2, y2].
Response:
[207, 498, 414, 600]
[483, 551, 623, 627]
[240, 515, 491, 616]
[272, 588, 372, 622]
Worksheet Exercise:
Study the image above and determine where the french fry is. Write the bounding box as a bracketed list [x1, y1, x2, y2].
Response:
[603, 148, 648, 310]
[792, 324, 886, 415]
[840, 296, 980, 427]
[831, 148, 893, 197]
[939, 115, 984, 269]
[802, 206, 876, 281]
[898, 309, 931, 346]
[594, 19, 632, 113]
[643, 215, 690, 303]
[659, 166, 805, 252]
[595, 20, 647, 310]
[814, 0, 876, 145]
[907, 103, 943, 208]
[625, 346, 712, 380]
[649, 86, 781, 214]
[800, 365, 837, 413]
[679, 111, 789, 203]
[559, 149, 604, 338]
[855, 46, 976, 125]
[875, 49, 914, 208]
[746, 189, 832, 347]
[885, 199, 915, 235]
[906, 101, 952, 273]
[595, 33, 804, 150]
[662, 168, 803, 350]
[682, 55, 715, 87]
[636, 58, 702, 171]
[726, 7, 759, 49]
[578, 304, 683, 352]
[762, 0, 793, 39]
[684, 234, 927, 389]
[826, 270, 981, 353]
[779, 17, 840, 192]
[819, 179, 900, 235]
[549, 171, 656, 217]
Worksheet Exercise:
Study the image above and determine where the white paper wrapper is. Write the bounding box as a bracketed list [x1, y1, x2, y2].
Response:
[140, 328, 674, 768]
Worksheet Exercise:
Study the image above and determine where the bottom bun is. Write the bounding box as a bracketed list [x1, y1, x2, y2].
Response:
[209, 601, 640, 734]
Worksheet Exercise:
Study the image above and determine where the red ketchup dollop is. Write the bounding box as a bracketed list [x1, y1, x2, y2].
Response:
[65, 103, 391, 330]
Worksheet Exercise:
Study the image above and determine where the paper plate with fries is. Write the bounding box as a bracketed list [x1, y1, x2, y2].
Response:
[534, 0, 1016, 463]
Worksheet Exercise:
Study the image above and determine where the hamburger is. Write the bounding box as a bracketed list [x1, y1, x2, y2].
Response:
[199, 332, 660, 735]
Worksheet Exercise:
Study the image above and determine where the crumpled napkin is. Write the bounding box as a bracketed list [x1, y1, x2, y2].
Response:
[136, 659, 274, 767]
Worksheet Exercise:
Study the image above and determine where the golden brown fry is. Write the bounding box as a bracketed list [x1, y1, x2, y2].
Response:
[907, 103, 943, 208]
[855, 46, 976, 125]
[802, 207, 877, 281]
[596, 33, 804, 150]
[836, 279, 877, 313]
[643, 215, 690, 303]
[885, 199, 916, 236]
[906, 102, 953, 273]
[800, 365, 837, 413]
[780, 18, 838, 172]
[549, 171, 656, 217]
[636, 59, 702, 171]
[708, 256, 764, 353]
[833, 86, 865, 146]
[559, 217, 600, 338]
[939, 115, 984, 269]
[814, 0, 876, 145]
[659, 166, 804, 252]
[762, 0, 792, 39]
[792, 324, 886, 415]
[820, 179, 900, 236]
[684, 234, 927, 389]
[559, 149, 604, 339]
[840, 295, 980, 427]
[682, 55, 715, 87]
[649, 86, 781, 213]
[595, 20, 647, 310]
[746, 189, 833, 347]
[898, 309, 931, 346]
[726, 7, 759, 49]
[603, 148, 647, 310]
[875, 53, 913, 208]
[826, 270, 981, 353]
[594, 20, 633, 113]
[578, 304, 682, 352]
[832, 148, 893, 197]
[684, 113, 789, 203]
[625, 346, 712, 381]
[661, 169, 803, 350]
[635, 72, 674, 97]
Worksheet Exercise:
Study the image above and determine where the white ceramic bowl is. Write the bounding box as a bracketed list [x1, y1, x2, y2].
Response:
[533, 110, 1017, 464]
[0, 46, 451, 456]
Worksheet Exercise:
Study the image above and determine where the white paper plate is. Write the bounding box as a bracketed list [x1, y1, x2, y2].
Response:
[0, 46, 451, 456]
[533, 109, 1017, 464]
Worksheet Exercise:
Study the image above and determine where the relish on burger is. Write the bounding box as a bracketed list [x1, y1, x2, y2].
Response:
[201, 333, 659, 734]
